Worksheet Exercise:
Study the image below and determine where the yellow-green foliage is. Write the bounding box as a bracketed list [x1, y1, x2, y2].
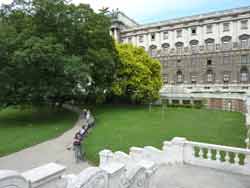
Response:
[112, 43, 163, 103]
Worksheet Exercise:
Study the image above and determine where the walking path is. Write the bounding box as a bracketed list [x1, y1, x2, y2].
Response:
[0, 118, 91, 174]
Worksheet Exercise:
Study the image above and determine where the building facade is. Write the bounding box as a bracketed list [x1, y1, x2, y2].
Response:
[111, 7, 250, 85]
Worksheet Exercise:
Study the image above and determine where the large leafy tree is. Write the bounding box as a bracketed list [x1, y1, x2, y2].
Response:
[112, 43, 163, 104]
[0, 0, 118, 107]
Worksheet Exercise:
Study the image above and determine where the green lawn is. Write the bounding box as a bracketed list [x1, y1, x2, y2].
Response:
[84, 106, 246, 164]
[0, 107, 77, 157]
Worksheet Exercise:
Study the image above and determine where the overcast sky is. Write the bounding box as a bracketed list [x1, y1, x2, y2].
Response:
[1, 0, 250, 23]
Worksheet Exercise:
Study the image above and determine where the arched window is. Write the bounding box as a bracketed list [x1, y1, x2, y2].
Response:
[240, 67, 249, 82]
[161, 43, 170, 53]
[149, 45, 157, 56]
[221, 36, 232, 50]
[205, 38, 215, 51]
[175, 42, 184, 55]
[139, 46, 145, 50]
[189, 40, 199, 53]
[239, 34, 250, 49]
[162, 43, 170, 49]
[176, 70, 183, 83]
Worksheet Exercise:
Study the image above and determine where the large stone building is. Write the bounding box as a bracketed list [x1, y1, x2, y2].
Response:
[111, 6, 250, 85]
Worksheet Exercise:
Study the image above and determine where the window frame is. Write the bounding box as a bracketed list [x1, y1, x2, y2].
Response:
[241, 20, 248, 30]
[206, 24, 213, 34]
[177, 29, 182, 38]
[223, 22, 230, 32]
[163, 31, 169, 40]
[191, 27, 197, 36]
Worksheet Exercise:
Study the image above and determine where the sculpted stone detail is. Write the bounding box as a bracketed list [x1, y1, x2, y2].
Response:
[65, 167, 108, 188]
[0, 171, 29, 188]
[126, 167, 147, 188]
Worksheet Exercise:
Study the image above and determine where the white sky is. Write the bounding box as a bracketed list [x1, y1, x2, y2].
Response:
[1, 0, 250, 23]
[0, 0, 203, 23]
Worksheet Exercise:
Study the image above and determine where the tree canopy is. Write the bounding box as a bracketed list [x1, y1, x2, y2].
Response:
[112, 43, 163, 104]
[0, 0, 119, 107]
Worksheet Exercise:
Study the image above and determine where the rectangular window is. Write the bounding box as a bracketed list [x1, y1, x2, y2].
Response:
[224, 74, 230, 82]
[191, 75, 197, 84]
[206, 25, 213, 34]
[191, 28, 197, 35]
[177, 59, 181, 66]
[241, 39, 248, 48]
[163, 31, 168, 40]
[207, 74, 213, 82]
[241, 20, 248, 30]
[223, 55, 230, 64]
[241, 72, 248, 82]
[151, 33, 155, 41]
[128, 37, 132, 43]
[207, 59, 212, 66]
[139, 35, 144, 43]
[177, 30, 182, 38]
[163, 74, 168, 84]
[223, 23, 230, 32]
[177, 74, 183, 83]
[241, 55, 248, 64]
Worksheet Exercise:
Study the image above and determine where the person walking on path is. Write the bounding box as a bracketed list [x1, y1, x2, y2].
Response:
[73, 132, 84, 163]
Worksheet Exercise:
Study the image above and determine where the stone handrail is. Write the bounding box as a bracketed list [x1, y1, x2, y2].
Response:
[165, 137, 250, 175]
[188, 141, 250, 155]
[100, 137, 250, 176]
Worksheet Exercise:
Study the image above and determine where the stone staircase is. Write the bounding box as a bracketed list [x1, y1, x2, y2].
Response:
[1, 137, 250, 188]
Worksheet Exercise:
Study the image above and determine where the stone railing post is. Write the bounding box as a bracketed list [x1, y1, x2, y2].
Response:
[101, 162, 126, 188]
[99, 150, 114, 167]
[183, 141, 194, 163]
[129, 147, 144, 162]
[163, 137, 187, 164]
[244, 153, 250, 173]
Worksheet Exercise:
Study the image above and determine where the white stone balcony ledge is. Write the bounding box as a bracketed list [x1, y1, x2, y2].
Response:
[155, 164, 250, 188]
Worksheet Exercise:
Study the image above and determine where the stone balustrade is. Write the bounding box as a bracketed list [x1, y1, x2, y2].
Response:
[183, 140, 250, 175]
[100, 137, 250, 176]
[1, 137, 250, 188]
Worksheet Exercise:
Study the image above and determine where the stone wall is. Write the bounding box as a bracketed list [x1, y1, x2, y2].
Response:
[206, 98, 246, 113]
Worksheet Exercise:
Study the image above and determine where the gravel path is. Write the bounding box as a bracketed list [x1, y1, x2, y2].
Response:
[0, 118, 92, 174]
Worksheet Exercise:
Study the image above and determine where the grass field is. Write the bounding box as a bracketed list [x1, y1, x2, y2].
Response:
[0, 107, 77, 157]
[84, 105, 246, 164]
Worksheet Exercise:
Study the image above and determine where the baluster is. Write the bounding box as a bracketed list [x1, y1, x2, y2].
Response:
[225, 152, 230, 163]
[207, 149, 212, 160]
[234, 153, 240, 165]
[216, 150, 221, 162]
[192, 146, 196, 157]
[199, 148, 204, 159]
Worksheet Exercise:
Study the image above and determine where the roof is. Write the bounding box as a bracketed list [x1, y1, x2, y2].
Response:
[122, 6, 250, 32]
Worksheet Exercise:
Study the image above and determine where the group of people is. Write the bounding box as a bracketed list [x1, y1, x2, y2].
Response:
[72, 109, 95, 163]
